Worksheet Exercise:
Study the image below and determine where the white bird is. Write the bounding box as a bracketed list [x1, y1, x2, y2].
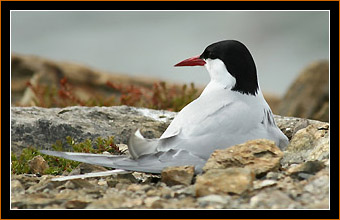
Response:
[41, 40, 289, 174]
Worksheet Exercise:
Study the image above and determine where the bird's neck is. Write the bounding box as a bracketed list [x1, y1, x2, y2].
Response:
[205, 59, 236, 90]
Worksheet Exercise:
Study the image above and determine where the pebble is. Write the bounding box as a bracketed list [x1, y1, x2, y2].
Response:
[161, 165, 195, 186]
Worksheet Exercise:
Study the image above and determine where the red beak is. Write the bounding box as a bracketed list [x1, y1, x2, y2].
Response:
[174, 55, 206, 67]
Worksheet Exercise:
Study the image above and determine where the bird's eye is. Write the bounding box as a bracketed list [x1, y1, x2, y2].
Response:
[209, 52, 217, 59]
[201, 50, 215, 59]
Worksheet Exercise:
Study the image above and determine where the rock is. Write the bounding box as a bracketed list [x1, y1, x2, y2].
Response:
[11, 106, 175, 155]
[144, 196, 163, 208]
[300, 168, 329, 208]
[281, 122, 329, 166]
[277, 60, 329, 122]
[286, 161, 325, 176]
[66, 179, 95, 189]
[249, 189, 300, 209]
[67, 163, 108, 176]
[172, 185, 196, 197]
[26, 175, 63, 193]
[197, 194, 230, 205]
[286, 123, 329, 153]
[11, 174, 41, 190]
[11, 179, 25, 194]
[195, 168, 254, 196]
[253, 179, 277, 190]
[106, 173, 138, 188]
[28, 155, 49, 174]
[11, 53, 161, 106]
[161, 166, 195, 186]
[266, 171, 284, 180]
[203, 139, 283, 177]
[64, 200, 89, 209]
[131, 172, 161, 184]
[85, 193, 127, 209]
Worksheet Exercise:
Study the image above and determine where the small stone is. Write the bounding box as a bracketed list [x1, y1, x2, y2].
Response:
[173, 185, 195, 197]
[122, 198, 143, 208]
[106, 173, 138, 187]
[203, 139, 283, 177]
[266, 172, 283, 180]
[28, 155, 49, 174]
[68, 163, 108, 176]
[11, 180, 25, 194]
[97, 179, 107, 186]
[296, 173, 313, 180]
[287, 161, 325, 176]
[64, 200, 88, 209]
[250, 189, 299, 209]
[26, 175, 63, 193]
[132, 172, 161, 183]
[144, 196, 162, 208]
[253, 179, 277, 190]
[197, 195, 229, 204]
[86, 194, 126, 209]
[195, 167, 254, 197]
[161, 166, 195, 186]
[69, 179, 95, 189]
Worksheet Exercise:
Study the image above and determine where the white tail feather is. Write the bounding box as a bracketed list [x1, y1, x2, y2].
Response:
[128, 129, 159, 159]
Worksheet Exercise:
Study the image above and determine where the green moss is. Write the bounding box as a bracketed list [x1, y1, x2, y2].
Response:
[11, 136, 120, 175]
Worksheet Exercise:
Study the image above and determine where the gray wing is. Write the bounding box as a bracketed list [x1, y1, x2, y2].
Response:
[40, 149, 206, 174]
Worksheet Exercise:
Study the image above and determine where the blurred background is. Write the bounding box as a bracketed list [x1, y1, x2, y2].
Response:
[11, 11, 329, 96]
[10, 11, 329, 121]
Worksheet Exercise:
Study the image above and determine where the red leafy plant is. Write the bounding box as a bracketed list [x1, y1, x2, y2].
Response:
[24, 77, 200, 111]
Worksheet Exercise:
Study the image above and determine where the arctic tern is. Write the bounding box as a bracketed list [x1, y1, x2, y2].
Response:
[41, 40, 289, 174]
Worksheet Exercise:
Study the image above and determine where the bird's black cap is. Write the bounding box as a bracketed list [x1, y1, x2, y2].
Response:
[200, 40, 259, 96]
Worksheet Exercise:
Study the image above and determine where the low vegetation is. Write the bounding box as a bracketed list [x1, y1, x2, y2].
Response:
[26, 77, 199, 111]
[11, 136, 120, 175]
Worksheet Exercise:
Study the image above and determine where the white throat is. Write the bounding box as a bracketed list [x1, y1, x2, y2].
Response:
[204, 58, 236, 90]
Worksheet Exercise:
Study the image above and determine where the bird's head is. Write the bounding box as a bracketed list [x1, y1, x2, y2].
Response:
[174, 40, 259, 96]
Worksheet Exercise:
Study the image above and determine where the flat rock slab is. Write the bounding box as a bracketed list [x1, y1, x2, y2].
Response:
[11, 106, 176, 154]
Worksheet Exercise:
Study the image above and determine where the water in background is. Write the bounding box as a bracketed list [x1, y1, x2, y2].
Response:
[11, 11, 329, 96]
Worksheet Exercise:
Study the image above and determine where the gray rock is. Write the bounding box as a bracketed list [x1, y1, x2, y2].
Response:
[11, 106, 175, 154]
[68, 163, 108, 176]
[11, 179, 25, 194]
[273, 115, 323, 140]
[249, 189, 300, 209]
[281, 122, 329, 166]
[277, 60, 329, 122]
[286, 161, 325, 176]
[197, 194, 230, 205]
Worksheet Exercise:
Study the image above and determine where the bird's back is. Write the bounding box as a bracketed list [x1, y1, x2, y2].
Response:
[156, 81, 288, 159]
